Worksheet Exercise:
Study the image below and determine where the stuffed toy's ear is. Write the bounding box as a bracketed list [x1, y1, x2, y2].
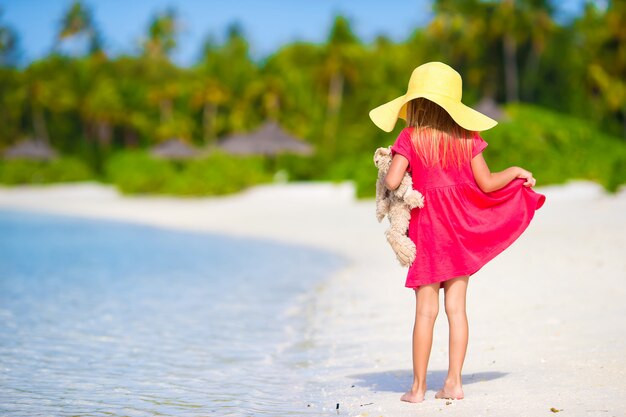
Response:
[374, 147, 392, 168]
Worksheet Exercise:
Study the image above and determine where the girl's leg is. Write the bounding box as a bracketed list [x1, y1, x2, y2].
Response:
[436, 275, 469, 400]
[401, 282, 440, 403]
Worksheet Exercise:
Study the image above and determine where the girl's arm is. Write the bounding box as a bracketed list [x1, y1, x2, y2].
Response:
[471, 153, 536, 193]
[384, 154, 409, 190]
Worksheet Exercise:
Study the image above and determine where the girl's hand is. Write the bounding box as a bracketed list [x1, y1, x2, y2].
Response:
[471, 156, 537, 192]
[516, 167, 536, 187]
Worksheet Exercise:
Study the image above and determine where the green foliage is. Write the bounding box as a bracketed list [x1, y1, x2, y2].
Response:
[104, 150, 271, 196]
[1, 1, 625, 198]
[104, 151, 176, 193]
[273, 154, 322, 181]
[165, 152, 270, 195]
[0, 157, 93, 184]
[483, 104, 626, 192]
[324, 151, 376, 198]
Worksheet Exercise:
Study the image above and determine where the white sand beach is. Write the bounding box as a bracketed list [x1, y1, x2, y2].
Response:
[1, 181, 625, 417]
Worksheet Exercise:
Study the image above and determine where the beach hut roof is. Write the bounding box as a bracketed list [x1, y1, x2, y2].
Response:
[3, 139, 57, 161]
[151, 138, 198, 160]
[218, 121, 313, 156]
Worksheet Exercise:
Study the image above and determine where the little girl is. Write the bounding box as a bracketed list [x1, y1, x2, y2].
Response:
[369, 62, 545, 403]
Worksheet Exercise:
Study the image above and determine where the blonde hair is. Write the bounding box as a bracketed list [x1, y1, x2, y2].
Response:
[406, 98, 474, 168]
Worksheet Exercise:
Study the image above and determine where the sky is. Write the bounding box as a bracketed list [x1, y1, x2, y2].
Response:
[1, 0, 588, 67]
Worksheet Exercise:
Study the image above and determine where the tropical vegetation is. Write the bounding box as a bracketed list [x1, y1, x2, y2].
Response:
[0, 0, 624, 197]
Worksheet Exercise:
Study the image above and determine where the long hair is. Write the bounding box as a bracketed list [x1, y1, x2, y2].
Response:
[405, 98, 474, 168]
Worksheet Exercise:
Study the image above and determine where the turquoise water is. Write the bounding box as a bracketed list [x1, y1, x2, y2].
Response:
[0, 210, 345, 416]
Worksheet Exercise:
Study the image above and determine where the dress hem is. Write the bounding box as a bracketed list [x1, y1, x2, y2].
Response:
[404, 192, 543, 290]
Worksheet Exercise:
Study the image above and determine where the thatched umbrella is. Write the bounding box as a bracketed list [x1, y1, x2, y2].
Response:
[151, 138, 198, 160]
[3, 139, 57, 161]
[218, 121, 313, 156]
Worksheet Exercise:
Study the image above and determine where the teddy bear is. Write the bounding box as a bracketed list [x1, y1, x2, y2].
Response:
[374, 146, 425, 267]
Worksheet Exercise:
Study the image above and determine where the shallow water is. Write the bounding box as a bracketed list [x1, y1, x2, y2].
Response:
[0, 210, 345, 416]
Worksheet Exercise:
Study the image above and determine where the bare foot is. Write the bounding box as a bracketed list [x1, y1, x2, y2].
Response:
[400, 389, 425, 403]
[435, 385, 464, 400]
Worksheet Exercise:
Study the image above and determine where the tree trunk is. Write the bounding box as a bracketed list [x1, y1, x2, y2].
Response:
[327, 72, 344, 117]
[203, 102, 217, 144]
[82, 119, 91, 142]
[503, 33, 519, 103]
[265, 92, 280, 120]
[32, 107, 49, 143]
[522, 44, 540, 102]
[96, 121, 112, 147]
[160, 99, 173, 123]
[325, 72, 344, 155]
[623, 103, 626, 140]
[124, 127, 139, 148]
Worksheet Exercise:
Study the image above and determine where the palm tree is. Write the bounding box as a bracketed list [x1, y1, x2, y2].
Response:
[24, 61, 58, 144]
[56, 0, 102, 56]
[0, 10, 20, 67]
[243, 73, 287, 121]
[199, 24, 258, 133]
[139, 9, 189, 142]
[577, 1, 626, 137]
[262, 42, 325, 143]
[319, 16, 362, 154]
[142, 8, 178, 60]
[189, 73, 229, 144]
[517, 0, 556, 101]
[484, 0, 555, 103]
[146, 73, 195, 143]
[0, 68, 26, 145]
[495, 0, 520, 102]
[431, 0, 543, 104]
[82, 75, 123, 146]
[108, 57, 152, 147]
[428, 0, 498, 100]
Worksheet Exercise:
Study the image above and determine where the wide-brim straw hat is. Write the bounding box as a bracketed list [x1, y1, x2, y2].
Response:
[369, 61, 497, 132]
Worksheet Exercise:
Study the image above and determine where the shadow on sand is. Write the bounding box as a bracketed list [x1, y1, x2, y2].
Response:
[349, 370, 508, 393]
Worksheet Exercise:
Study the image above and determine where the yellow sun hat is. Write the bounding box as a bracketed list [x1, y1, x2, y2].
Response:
[369, 61, 497, 132]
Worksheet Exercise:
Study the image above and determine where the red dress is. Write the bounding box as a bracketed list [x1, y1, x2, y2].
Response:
[390, 127, 545, 289]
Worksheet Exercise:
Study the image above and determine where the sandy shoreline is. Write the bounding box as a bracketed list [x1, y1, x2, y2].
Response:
[1, 181, 625, 416]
